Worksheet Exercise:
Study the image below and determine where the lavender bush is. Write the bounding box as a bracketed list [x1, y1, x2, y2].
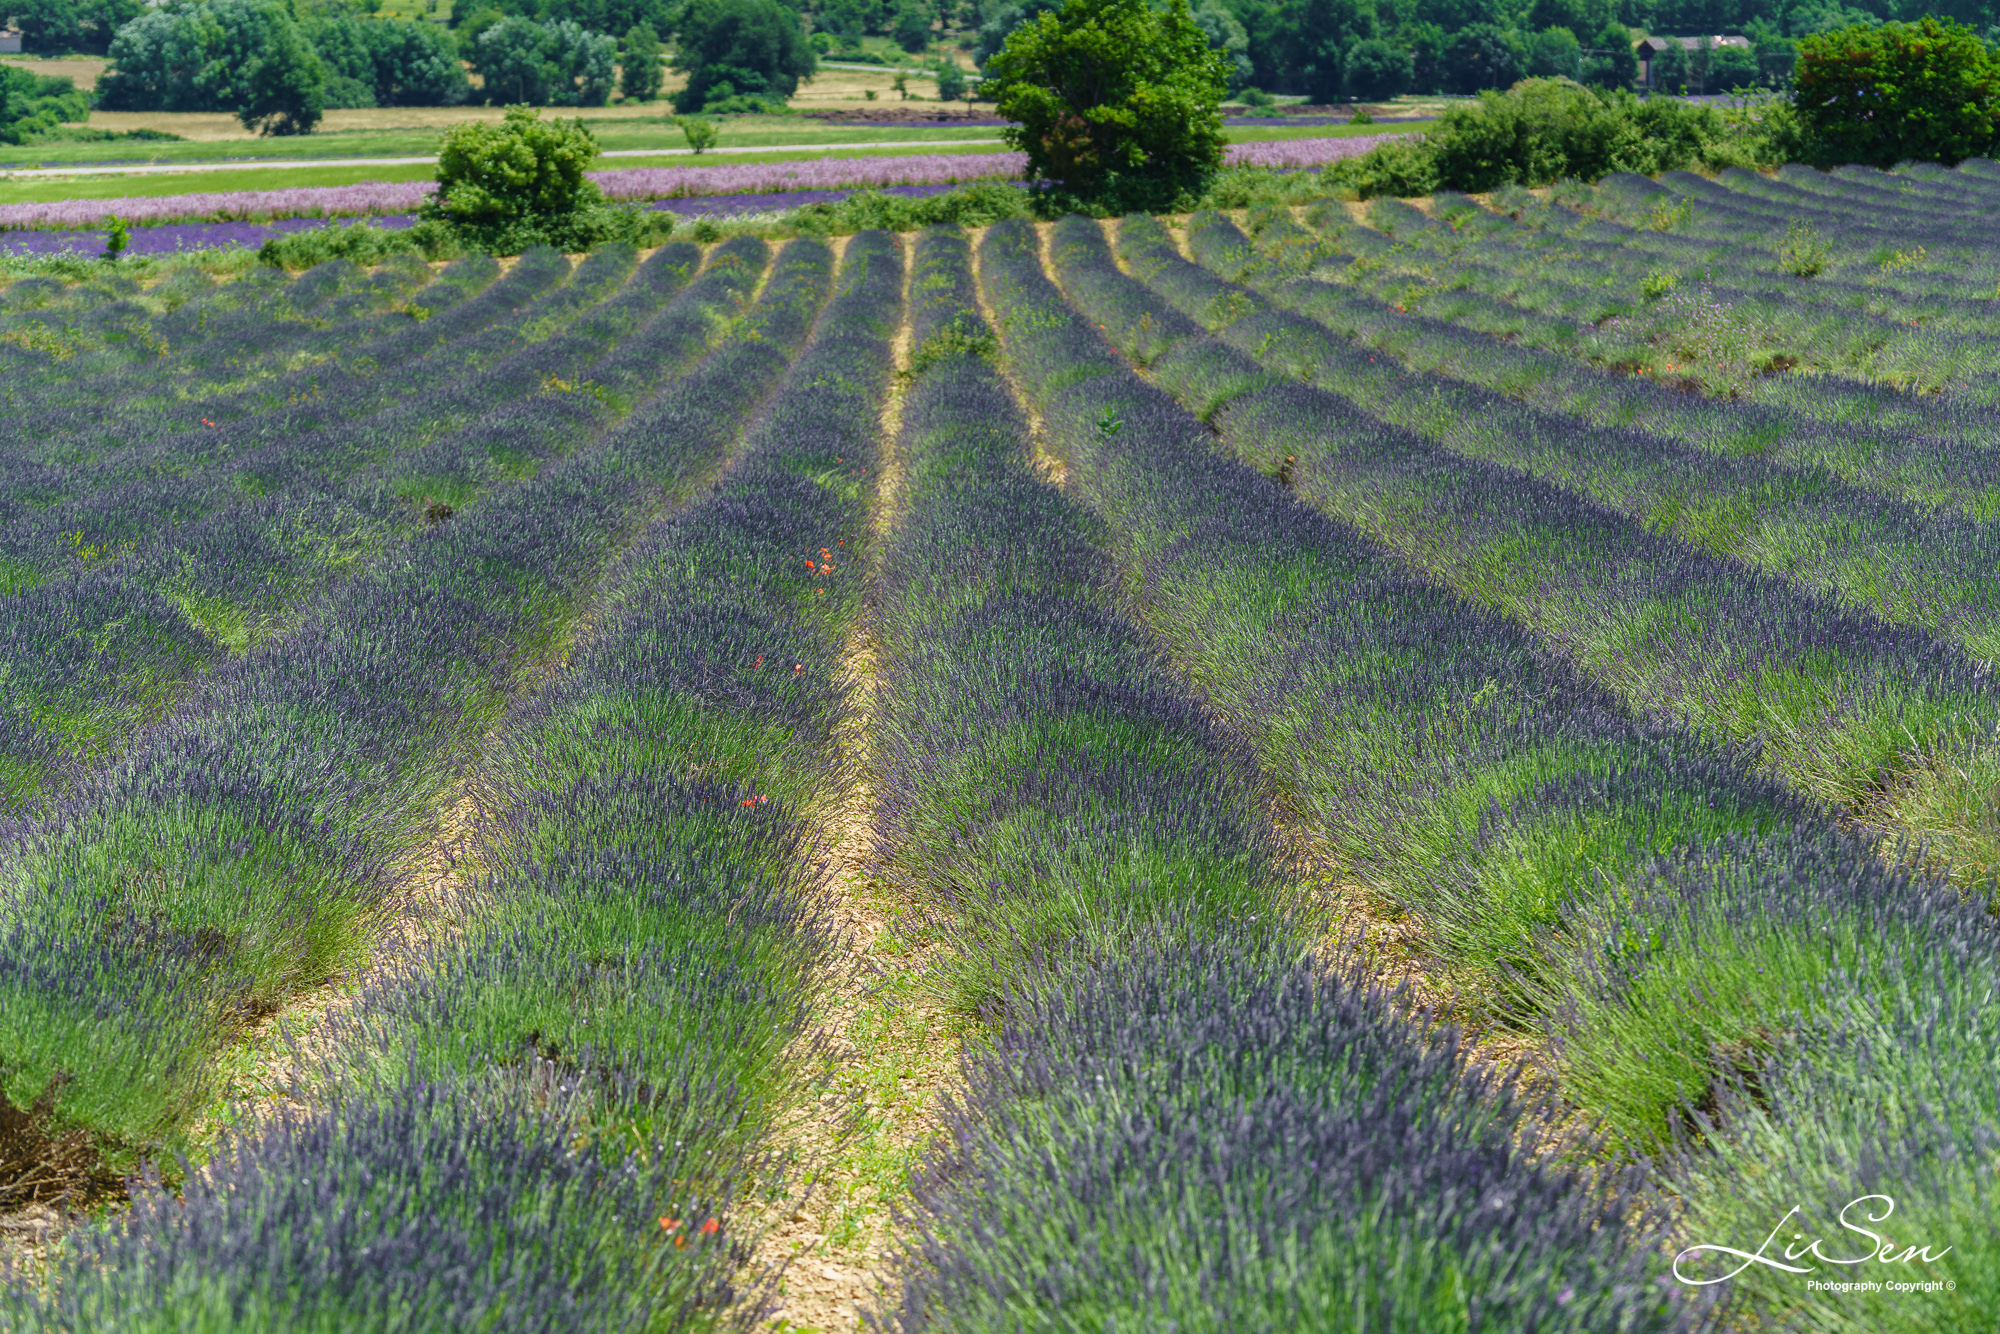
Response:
[0, 240, 784, 1164]
[871, 225, 1278, 1013]
[1111, 209, 2000, 891]
[883, 928, 1700, 1333]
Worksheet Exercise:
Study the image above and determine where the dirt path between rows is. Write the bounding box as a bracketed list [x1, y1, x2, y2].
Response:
[751, 235, 963, 1334]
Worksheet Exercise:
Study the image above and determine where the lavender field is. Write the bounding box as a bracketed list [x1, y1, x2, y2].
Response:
[0, 164, 1994, 1334]
[0, 136, 1400, 237]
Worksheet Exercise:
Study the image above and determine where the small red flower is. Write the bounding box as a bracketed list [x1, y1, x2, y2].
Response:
[660, 1217, 680, 1231]
[699, 1218, 719, 1235]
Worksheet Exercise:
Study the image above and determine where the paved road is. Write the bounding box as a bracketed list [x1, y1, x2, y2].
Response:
[0, 137, 1011, 180]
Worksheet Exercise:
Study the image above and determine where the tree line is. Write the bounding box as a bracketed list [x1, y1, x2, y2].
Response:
[4, 0, 1998, 137]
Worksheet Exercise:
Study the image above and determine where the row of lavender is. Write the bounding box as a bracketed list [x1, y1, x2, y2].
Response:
[4, 232, 908, 1331]
[0, 236, 784, 1203]
[907, 217, 1703, 1330]
[0, 254, 452, 459]
[1344, 167, 2000, 429]
[1164, 210, 2000, 677]
[1315, 177, 1992, 450]
[0, 229, 795, 804]
[1042, 212, 1996, 1329]
[0, 137, 1401, 236]
[869, 227, 1279, 1018]
[1569, 168, 2000, 378]
[1259, 198, 2000, 514]
[1138, 211, 2000, 888]
[0, 245, 718, 820]
[0, 252, 545, 814]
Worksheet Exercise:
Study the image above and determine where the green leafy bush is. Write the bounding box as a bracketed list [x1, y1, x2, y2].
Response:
[985, 0, 1230, 215]
[1320, 133, 1440, 196]
[420, 106, 671, 252]
[256, 220, 459, 269]
[1324, 77, 1783, 198]
[1777, 217, 1830, 277]
[790, 180, 1031, 231]
[1795, 17, 2000, 168]
[27, 124, 183, 143]
[673, 113, 720, 151]
[0, 65, 89, 144]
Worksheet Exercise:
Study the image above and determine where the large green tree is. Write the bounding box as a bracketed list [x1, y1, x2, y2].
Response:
[1795, 16, 2000, 166]
[1192, 0, 1252, 90]
[670, 0, 816, 111]
[986, 0, 1229, 212]
[1522, 22, 1580, 76]
[369, 19, 473, 104]
[1579, 20, 1637, 87]
[1344, 35, 1412, 97]
[620, 21, 664, 99]
[472, 15, 617, 105]
[0, 0, 143, 54]
[97, 0, 327, 132]
[238, 5, 327, 132]
[1442, 20, 1519, 92]
[892, 0, 933, 48]
[306, 12, 470, 107]
[974, 0, 1059, 68]
[1240, 0, 1371, 99]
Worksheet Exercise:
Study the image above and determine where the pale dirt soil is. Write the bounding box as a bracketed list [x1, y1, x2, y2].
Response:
[742, 237, 963, 1334]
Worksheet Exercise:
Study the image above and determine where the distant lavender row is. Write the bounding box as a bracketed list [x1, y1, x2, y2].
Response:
[0, 137, 1402, 234]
